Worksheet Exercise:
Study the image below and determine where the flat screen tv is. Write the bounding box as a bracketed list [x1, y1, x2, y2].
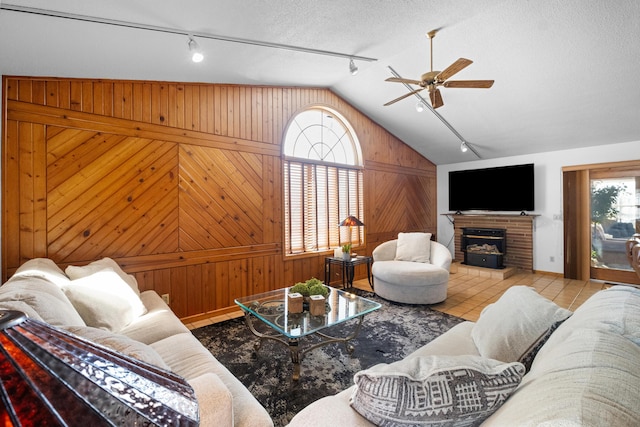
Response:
[448, 163, 535, 213]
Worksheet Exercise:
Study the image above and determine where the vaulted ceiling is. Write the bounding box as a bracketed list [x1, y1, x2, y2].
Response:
[1, 0, 639, 164]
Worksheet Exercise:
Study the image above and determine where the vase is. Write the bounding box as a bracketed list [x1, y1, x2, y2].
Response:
[342, 251, 351, 260]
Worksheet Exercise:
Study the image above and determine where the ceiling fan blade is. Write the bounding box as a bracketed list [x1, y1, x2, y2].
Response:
[436, 58, 473, 81]
[430, 88, 444, 109]
[444, 80, 494, 88]
[383, 88, 424, 106]
[385, 77, 424, 86]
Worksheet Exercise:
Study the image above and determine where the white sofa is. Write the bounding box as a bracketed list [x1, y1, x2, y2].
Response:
[0, 258, 273, 427]
[288, 285, 640, 426]
[372, 233, 452, 304]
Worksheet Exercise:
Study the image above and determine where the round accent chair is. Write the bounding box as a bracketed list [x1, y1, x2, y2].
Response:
[372, 232, 452, 304]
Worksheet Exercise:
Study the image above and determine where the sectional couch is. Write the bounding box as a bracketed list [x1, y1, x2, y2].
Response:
[0, 257, 273, 427]
[288, 285, 640, 426]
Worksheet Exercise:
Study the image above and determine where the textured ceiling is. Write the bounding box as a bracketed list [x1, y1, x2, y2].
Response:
[1, 0, 639, 164]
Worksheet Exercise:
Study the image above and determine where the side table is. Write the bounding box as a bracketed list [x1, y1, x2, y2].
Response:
[324, 256, 373, 290]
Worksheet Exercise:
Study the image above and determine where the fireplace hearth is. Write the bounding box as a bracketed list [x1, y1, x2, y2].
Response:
[462, 228, 506, 269]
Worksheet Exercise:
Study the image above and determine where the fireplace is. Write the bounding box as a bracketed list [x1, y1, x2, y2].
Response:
[461, 227, 506, 269]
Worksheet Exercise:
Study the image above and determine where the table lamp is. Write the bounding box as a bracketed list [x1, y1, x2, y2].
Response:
[340, 216, 364, 256]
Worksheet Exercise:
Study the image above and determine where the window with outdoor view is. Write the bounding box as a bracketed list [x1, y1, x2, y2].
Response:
[283, 107, 364, 255]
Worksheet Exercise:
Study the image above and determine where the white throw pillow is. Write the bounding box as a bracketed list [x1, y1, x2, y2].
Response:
[0, 276, 86, 327]
[66, 257, 140, 295]
[395, 232, 432, 263]
[13, 258, 70, 287]
[471, 286, 572, 367]
[350, 355, 525, 427]
[62, 269, 147, 332]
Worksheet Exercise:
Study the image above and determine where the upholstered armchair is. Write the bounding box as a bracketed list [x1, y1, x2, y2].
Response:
[371, 233, 452, 304]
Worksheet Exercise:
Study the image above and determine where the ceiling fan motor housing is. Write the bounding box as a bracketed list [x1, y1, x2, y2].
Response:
[421, 71, 441, 85]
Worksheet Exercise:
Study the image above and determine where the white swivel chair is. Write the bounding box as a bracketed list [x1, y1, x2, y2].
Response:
[372, 232, 452, 304]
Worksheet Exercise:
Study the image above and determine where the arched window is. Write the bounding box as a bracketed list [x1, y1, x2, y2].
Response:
[283, 107, 364, 255]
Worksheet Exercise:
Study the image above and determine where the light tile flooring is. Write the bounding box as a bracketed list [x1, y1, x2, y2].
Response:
[184, 267, 615, 329]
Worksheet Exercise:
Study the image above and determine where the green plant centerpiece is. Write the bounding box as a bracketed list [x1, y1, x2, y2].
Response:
[290, 277, 329, 298]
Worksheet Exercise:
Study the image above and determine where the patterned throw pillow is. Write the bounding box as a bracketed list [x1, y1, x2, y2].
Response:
[350, 355, 525, 427]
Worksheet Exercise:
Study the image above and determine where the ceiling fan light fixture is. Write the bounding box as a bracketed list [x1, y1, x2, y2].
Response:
[460, 141, 469, 153]
[188, 36, 204, 63]
[415, 101, 425, 112]
[349, 59, 358, 75]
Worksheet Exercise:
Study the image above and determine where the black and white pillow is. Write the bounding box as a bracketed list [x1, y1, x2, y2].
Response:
[350, 355, 525, 427]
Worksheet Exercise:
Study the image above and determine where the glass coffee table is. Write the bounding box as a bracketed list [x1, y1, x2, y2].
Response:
[235, 287, 381, 380]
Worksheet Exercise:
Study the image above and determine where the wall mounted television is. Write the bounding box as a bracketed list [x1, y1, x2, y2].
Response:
[448, 163, 535, 213]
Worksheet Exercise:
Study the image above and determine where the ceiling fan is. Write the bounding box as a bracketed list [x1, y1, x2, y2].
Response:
[384, 30, 494, 109]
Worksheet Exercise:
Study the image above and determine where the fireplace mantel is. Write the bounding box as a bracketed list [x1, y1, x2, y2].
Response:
[445, 214, 537, 271]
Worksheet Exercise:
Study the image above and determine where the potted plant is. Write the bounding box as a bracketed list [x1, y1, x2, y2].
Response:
[290, 277, 329, 299]
[341, 243, 352, 260]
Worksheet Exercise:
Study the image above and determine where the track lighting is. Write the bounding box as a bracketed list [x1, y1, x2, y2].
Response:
[188, 36, 204, 63]
[349, 59, 359, 75]
[416, 101, 425, 112]
[460, 141, 468, 153]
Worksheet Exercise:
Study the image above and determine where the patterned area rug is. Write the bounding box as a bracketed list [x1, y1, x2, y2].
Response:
[192, 291, 464, 427]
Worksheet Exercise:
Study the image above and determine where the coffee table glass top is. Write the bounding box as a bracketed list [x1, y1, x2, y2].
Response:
[235, 287, 381, 339]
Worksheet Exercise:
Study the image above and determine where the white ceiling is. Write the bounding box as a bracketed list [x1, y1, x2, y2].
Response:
[1, 0, 639, 164]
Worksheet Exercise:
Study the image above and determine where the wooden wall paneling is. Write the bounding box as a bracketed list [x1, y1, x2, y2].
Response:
[32, 81, 46, 106]
[200, 262, 217, 314]
[81, 82, 93, 114]
[183, 85, 194, 131]
[196, 85, 206, 134]
[140, 83, 151, 123]
[91, 82, 104, 116]
[150, 84, 161, 126]
[32, 124, 48, 257]
[49, 135, 179, 262]
[249, 256, 264, 295]
[252, 87, 262, 142]
[17, 80, 32, 103]
[263, 155, 282, 244]
[114, 83, 125, 118]
[3, 120, 20, 269]
[46, 80, 59, 108]
[70, 81, 83, 111]
[3, 76, 437, 319]
[47, 129, 118, 191]
[18, 121, 35, 260]
[166, 84, 177, 128]
[178, 145, 263, 249]
[185, 263, 204, 317]
[170, 265, 188, 318]
[215, 262, 231, 309]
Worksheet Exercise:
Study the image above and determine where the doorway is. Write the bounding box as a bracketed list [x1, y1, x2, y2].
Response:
[563, 160, 640, 284]
[590, 173, 639, 283]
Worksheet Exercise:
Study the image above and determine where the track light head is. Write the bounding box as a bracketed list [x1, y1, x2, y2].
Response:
[188, 37, 204, 63]
[460, 141, 468, 153]
[349, 59, 358, 76]
[416, 101, 425, 112]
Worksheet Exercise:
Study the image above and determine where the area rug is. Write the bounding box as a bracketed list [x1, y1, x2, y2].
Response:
[191, 291, 464, 427]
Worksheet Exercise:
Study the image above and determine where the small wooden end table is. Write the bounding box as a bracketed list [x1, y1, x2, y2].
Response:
[324, 255, 373, 290]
